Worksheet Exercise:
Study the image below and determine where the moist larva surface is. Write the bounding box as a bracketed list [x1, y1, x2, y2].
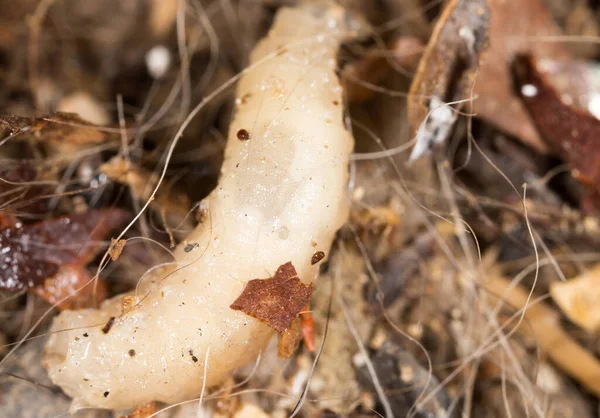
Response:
[43, 2, 357, 411]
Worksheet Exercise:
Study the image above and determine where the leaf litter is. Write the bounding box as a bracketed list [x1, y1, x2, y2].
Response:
[1, 0, 600, 417]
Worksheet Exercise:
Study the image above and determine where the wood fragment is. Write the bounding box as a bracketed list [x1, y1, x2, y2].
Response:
[550, 264, 600, 333]
[407, 0, 489, 160]
[485, 275, 600, 397]
[230, 262, 313, 333]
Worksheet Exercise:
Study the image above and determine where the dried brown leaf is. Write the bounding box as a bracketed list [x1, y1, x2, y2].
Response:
[512, 54, 600, 193]
[407, 0, 489, 159]
[0, 208, 129, 290]
[33, 112, 106, 145]
[474, 0, 570, 153]
[230, 262, 313, 333]
[109, 238, 127, 261]
[30, 264, 107, 310]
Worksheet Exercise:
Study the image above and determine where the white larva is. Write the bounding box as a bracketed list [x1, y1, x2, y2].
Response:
[43, 2, 361, 411]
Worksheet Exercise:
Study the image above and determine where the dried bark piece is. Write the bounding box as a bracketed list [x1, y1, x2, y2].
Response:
[474, 0, 570, 153]
[512, 55, 600, 189]
[0, 208, 129, 291]
[230, 262, 313, 333]
[277, 317, 303, 358]
[407, 0, 489, 160]
[550, 264, 600, 333]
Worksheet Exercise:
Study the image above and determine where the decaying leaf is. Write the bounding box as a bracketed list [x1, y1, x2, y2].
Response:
[230, 262, 313, 333]
[0, 114, 33, 137]
[474, 0, 570, 153]
[277, 317, 303, 358]
[0, 208, 129, 291]
[512, 54, 600, 196]
[30, 264, 107, 310]
[550, 264, 600, 333]
[407, 0, 489, 160]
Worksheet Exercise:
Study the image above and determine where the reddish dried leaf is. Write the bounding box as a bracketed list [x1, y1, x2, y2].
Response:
[300, 304, 315, 353]
[0, 114, 33, 137]
[277, 317, 303, 358]
[230, 262, 313, 333]
[473, 0, 570, 153]
[0, 208, 129, 290]
[31, 264, 107, 310]
[407, 0, 489, 159]
[512, 55, 600, 189]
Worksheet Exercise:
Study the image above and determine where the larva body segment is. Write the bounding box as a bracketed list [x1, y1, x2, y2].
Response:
[43, 2, 358, 411]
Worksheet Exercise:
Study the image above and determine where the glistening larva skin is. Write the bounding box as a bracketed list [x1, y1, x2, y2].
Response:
[43, 2, 361, 411]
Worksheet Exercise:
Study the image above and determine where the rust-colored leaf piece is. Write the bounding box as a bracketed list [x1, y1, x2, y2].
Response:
[119, 402, 157, 418]
[230, 262, 313, 333]
[474, 0, 570, 153]
[407, 0, 489, 160]
[0, 208, 129, 291]
[512, 54, 600, 196]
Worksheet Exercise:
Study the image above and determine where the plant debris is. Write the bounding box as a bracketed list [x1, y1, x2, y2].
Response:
[550, 264, 600, 333]
[230, 262, 313, 333]
[407, 0, 489, 160]
[0, 209, 129, 291]
[512, 54, 600, 209]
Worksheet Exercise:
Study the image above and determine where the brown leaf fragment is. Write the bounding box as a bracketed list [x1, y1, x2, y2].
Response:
[119, 402, 157, 418]
[277, 317, 303, 358]
[32, 112, 106, 145]
[230, 262, 313, 333]
[407, 0, 489, 160]
[474, 0, 570, 153]
[512, 55, 600, 192]
[30, 265, 107, 310]
[0, 208, 129, 291]
[109, 238, 127, 261]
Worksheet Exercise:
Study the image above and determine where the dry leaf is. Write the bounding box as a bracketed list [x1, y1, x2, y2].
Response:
[473, 0, 570, 153]
[512, 54, 600, 196]
[551, 264, 600, 333]
[31, 264, 107, 310]
[33, 112, 106, 145]
[0, 208, 129, 291]
[407, 0, 489, 160]
[277, 317, 303, 358]
[230, 262, 313, 333]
